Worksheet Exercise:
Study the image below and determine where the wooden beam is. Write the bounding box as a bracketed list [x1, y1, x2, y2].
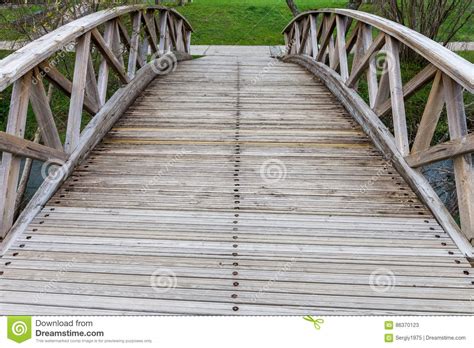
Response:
[38, 62, 99, 115]
[97, 20, 115, 106]
[118, 15, 145, 70]
[346, 32, 385, 88]
[0, 131, 67, 163]
[411, 71, 445, 154]
[375, 64, 438, 117]
[29, 69, 62, 150]
[158, 10, 168, 54]
[335, 15, 349, 81]
[309, 14, 318, 59]
[128, 11, 142, 79]
[65, 32, 91, 154]
[373, 68, 390, 111]
[112, 20, 125, 69]
[386, 36, 409, 156]
[406, 134, 474, 168]
[298, 17, 310, 55]
[86, 54, 101, 109]
[91, 28, 130, 85]
[0, 72, 32, 239]
[142, 9, 159, 54]
[443, 74, 474, 243]
[316, 15, 336, 62]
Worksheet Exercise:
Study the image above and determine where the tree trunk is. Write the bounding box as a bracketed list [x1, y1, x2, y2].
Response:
[347, 0, 363, 9]
[286, 0, 299, 17]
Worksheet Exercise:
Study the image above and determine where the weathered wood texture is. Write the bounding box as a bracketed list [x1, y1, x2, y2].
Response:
[283, 9, 474, 245]
[0, 5, 193, 239]
[1, 56, 472, 315]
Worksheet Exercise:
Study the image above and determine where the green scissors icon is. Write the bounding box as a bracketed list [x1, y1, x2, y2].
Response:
[303, 315, 324, 330]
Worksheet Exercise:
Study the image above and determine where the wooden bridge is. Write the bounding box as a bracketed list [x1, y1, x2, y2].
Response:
[0, 6, 473, 315]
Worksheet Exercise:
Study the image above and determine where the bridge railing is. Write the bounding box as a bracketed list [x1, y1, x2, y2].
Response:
[282, 9, 474, 251]
[0, 5, 193, 240]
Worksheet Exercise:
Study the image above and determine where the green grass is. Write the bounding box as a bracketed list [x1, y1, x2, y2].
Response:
[173, 0, 347, 45]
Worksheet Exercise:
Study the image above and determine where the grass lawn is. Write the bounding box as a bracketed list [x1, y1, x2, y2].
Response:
[173, 0, 349, 45]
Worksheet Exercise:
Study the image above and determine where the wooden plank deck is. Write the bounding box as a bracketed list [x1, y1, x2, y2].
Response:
[1, 55, 473, 315]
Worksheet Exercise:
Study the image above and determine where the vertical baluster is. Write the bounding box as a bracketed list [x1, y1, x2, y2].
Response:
[335, 15, 349, 81]
[97, 21, 115, 106]
[309, 14, 318, 59]
[65, 32, 91, 154]
[361, 25, 379, 107]
[385, 36, 409, 156]
[158, 10, 168, 55]
[128, 11, 142, 79]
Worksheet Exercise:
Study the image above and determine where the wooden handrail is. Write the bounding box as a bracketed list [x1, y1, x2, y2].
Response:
[0, 5, 192, 92]
[282, 9, 473, 93]
[0, 5, 193, 239]
[282, 9, 474, 254]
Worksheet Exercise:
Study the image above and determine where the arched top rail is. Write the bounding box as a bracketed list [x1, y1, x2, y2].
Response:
[282, 9, 473, 93]
[0, 5, 193, 92]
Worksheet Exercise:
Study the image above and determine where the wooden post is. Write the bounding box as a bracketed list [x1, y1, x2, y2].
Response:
[0, 72, 32, 239]
[443, 75, 474, 244]
[65, 32, 91, 154]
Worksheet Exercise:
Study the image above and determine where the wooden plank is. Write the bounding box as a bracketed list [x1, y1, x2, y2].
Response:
[38, 62, 99, 115]
[29, 69, 62, 150]
[127, 11, 142, 79]
[316, 15, 336, 62]
[406, 134, 474, 168]
[85, 54, 101, 110]
[97, 20, 115, 106]
[91, 28, 130, 85]
[309, 14, 318, 59]
[64, 32, 91, 154]
[335, 15, 349, 81]
[142, 9, 159, 54]
[0, 72, 32, 238]
[346, 32, 385, 88]
[411, 71, 445, 154]
[375, 64, 437, 117]
[117, 16, 145, 70]
[0, 131, 68, 162]
[158, 10, 168, 54]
